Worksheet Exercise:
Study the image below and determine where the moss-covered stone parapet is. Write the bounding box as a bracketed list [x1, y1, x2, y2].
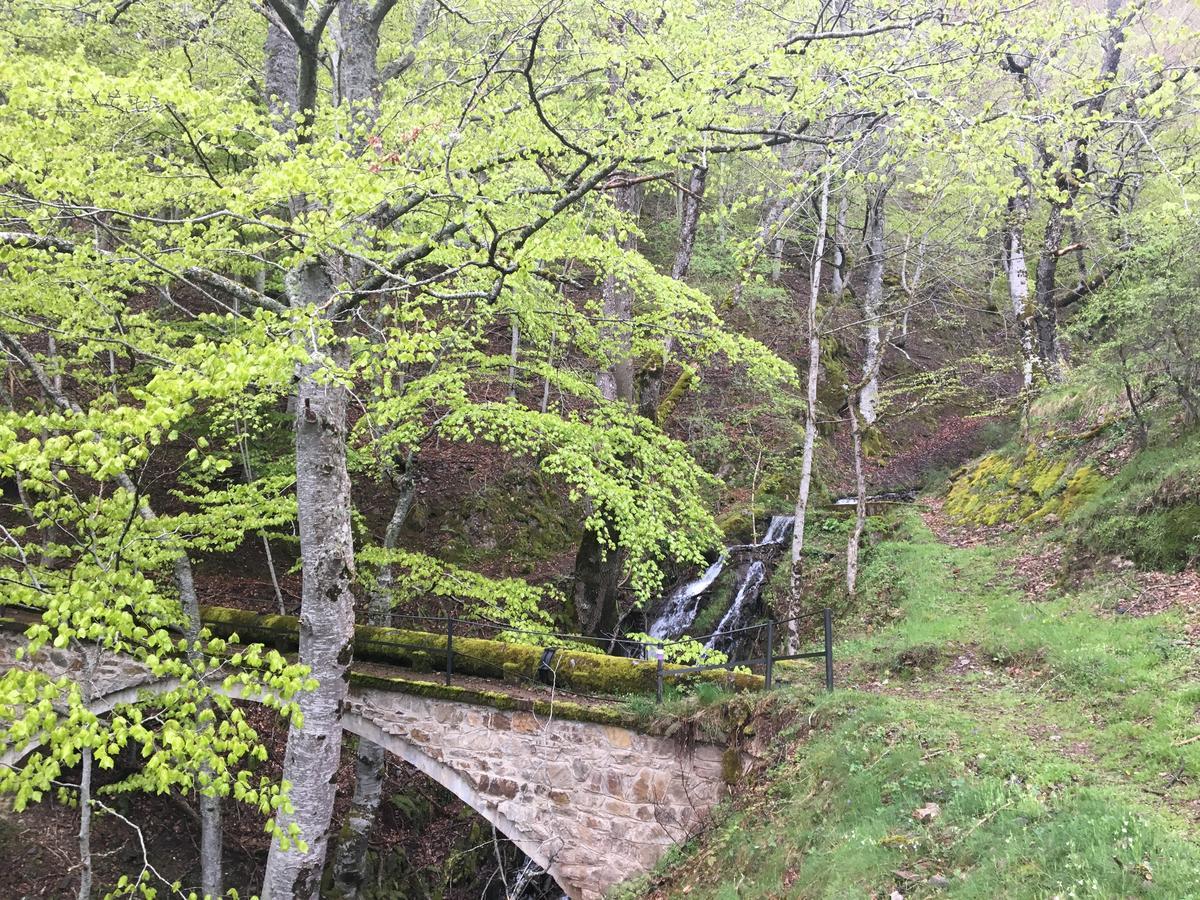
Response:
[200, 605, 764, 697]
[349, 670, 640, 729]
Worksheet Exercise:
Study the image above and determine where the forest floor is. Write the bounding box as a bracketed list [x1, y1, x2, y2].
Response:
[630, 503, 1200, 900]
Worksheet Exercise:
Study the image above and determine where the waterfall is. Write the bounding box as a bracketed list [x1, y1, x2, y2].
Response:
[761, 514, 795, 544]
[647, 555, 727, 639]
[704, 560, 766, 652]
[646, 515, 794, 641]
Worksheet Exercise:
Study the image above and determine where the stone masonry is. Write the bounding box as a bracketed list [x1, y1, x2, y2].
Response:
[0, 630, 732, 899]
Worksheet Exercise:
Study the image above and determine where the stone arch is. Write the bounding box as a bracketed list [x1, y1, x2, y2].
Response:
[341, 711, 574, 896]
[0, 632, 732, 900]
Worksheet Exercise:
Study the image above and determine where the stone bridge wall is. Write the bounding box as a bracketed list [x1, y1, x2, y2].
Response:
[0, 625, 734, 899]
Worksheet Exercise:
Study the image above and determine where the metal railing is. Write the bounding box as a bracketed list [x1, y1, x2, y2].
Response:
[647, 607, 834, 702]
[369, 606, 835, 702]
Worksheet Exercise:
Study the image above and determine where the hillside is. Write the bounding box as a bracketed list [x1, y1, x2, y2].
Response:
[629, 401, 1200, 898]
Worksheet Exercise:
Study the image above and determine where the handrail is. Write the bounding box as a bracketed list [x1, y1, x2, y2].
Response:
[2, 599, 834, 701]
[652, 607, 834, 701]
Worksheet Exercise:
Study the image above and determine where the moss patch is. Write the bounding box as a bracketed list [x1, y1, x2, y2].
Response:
[945, 445, 1103, 526]
[200, 605, 763, 697]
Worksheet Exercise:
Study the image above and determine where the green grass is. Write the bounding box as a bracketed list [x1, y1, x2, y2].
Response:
[631, 510, 1200, 899]
[1071, 429, 1200, 571]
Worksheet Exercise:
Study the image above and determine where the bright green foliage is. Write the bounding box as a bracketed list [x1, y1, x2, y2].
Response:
[1074, 211, 1200, 429]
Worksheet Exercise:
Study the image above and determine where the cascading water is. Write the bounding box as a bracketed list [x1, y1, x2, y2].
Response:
[704, 560, 766, 652]
[647, 555, 727, 639]
[645, 515, 794, 641]
[761, 514, 795, 544]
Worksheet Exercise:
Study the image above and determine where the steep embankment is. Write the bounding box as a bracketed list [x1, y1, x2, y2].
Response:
[628, 454, 1200, 897]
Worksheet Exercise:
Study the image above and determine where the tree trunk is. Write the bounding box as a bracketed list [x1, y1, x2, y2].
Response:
[858, 184, 887, 426]
[264, 2, 300, 131]
[762, 195, 789, 284]
[328, 739, 387, 899]
[508, 317, 520, 399]
[574, 181, 642, 636]
[77, 746, 93, 900]
[787, 168, 831, 654]
[262, 263, 357, 900]
[571, 519, 624, 639]
[830, 192, 849, 300]
[638, 162, 707, 421]
[1033, 201, 1067, 380]
[329, 455, 416, 898]
[332, 0, 381, 120]
[596, 183, 644, 405]
[1005, 193, 1036, 389]
[845, 388, 867, 596]
[76, 644, 99, 900]
[1030, 0, 1129, 382]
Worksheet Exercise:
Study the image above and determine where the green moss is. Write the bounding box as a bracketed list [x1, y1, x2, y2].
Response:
[348, 670, 638, 729]
[945, 446, 1103, 527]
[721, 747, 742, 784]
[200, 605, 763, 697]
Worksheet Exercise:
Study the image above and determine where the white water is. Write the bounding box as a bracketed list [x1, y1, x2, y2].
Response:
[646, 515, 794, 640]
[647, 555, 727, 638]
[761, 514, 795, 544]
[705, 560, 766, 651]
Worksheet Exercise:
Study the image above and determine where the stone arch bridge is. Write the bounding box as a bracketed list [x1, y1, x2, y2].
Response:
[0, 613, 743, 900]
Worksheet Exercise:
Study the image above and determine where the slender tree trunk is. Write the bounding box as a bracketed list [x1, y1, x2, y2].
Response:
[76, 644, 99, 900]
[788, 168, 831, 654]
[1033, 201, 1067, 380]
[830, 192, 849, 300]
[858, 185, 887, 426]
[1006, 193, 1036, 389]
[508, 317, 520, 399]
[763, 195, 789, 284]
[1030, 0, 1129, 382]
[77, 746, 93, 900]
[845, 388, 867, 596]
[262, 264, 357, 900]
[638, 162, 707, 421]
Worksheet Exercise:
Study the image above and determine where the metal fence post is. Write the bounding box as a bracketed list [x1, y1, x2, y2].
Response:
[764, 619, 775, 690]
[823, 607, 833, 693]
[446, 616, 454, 686]
[655, 643, 664, 704]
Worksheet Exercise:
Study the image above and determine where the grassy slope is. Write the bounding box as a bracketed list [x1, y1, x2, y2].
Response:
[627, 510, 1200, 899]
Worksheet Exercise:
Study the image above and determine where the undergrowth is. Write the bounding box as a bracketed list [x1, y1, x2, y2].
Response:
[632, 510, 1199, 899]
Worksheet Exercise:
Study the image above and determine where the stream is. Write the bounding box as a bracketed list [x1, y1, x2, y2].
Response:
[646, 514, 795, 645]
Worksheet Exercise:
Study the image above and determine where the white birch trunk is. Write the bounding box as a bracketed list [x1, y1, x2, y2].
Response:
[830, 192, 849, 300]
[1006, 196, 1036, 390]
[788, 168, 831, 654]
[858, 186, 887, 426]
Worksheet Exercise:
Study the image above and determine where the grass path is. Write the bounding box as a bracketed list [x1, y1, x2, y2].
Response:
[631, 509, 1200, 900]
